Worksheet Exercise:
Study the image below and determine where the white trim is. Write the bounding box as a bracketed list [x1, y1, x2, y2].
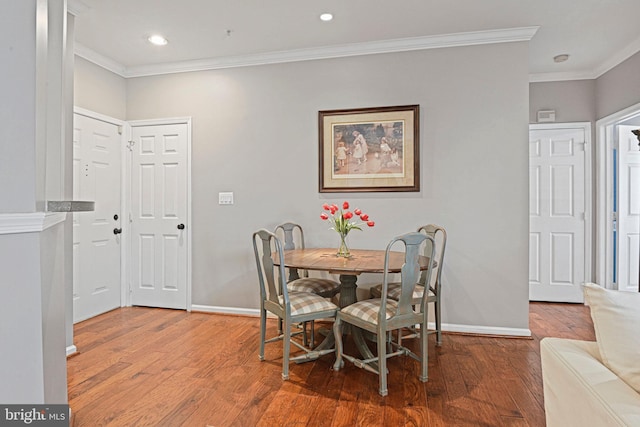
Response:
[529, 34, 640, 83]
[0, 212, 67, 235]
[191, 305, 261, 317]
[128, 117, 192, 127]
[529, 71, 597, 83]
[592, 34, 640, 79]
[74, 42, 127, 77]
[74, 106, 126, 126]
[75, 27, 538, 79]
[595, 102, 640, 289]
[441, 323, 532, 338]
[529, 122, 594, 290]
[66, 345, 77, 357]
[190, 305, 531, 337]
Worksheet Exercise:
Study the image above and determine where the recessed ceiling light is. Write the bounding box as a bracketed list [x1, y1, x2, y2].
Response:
[320, 13, 333, 22]
[148, 35, 168, 46]
[553, 54, 569, 63]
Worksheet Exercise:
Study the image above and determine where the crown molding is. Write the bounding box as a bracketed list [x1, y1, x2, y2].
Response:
[75, 26, 539, 79]
[0, 212, 67, 235]
[74, 42, 127, 77]
[529, 70, 597, 83]
[592, 33, 640, 79]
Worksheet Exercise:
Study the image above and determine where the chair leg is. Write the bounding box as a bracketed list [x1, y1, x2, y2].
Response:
[435, 298, 442, 346]
[332, 316, 344, 371]
[310, 320, 315, 348]
[282, 319, 291, 380]
[377, 328, 388, 396]
[259, 309, 266, 361]
[419, 321, 428, 382]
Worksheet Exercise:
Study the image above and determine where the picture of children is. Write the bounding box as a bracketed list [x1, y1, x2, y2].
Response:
[353, 140, 364, 164]
[352, 131, 368, 162]
[335, 142, 347, 167]
[379, 137, 392, 167]
[388, 147, 400, 166]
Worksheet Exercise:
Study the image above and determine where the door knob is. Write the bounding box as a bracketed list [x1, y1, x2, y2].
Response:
[113, 228, 122, 235]
[177, 224, 185, 230]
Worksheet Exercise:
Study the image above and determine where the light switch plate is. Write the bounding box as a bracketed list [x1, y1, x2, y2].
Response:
[218, 192, 234, 205]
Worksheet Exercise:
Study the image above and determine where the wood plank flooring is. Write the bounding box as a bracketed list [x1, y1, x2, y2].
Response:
[67, 302, 595, 426]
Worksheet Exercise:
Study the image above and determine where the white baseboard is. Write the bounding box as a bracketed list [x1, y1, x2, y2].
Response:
[66, 345, 77, 357]
[191, 304, 260, 317]
[189, 305, 531, 337]
[441, 322, 531, 337]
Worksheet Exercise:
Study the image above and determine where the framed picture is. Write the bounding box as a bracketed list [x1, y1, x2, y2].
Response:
[319, 105, 419, 192]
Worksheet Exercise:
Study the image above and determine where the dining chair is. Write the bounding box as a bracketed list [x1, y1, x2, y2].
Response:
[252, 228, 338, 380]
[275, 222, 341, 347]
[333, 231, 436, 396]
[274, 222, 341, 298]
[369, 224, 447, 345]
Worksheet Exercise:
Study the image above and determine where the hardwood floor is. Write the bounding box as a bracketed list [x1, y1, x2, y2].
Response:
[67, 302, 595, 426]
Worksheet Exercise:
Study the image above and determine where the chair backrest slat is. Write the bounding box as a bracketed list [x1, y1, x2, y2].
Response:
[253, 229, 289, 307]
[381, 232, 435, 320]
[274, 222, 308, 280]
[418, 224, 447, 293]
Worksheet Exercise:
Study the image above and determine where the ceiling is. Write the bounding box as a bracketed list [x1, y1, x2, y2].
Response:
[70, 0, 640, 81]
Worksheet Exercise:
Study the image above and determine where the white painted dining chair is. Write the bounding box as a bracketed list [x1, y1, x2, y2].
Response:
[252, 229, 338, 380]
[333, 231, 437, 396]
[275, 222, 341, 347]
[369, 224, 447, 346]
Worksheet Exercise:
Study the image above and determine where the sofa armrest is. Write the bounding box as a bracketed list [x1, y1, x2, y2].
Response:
[541, 337, 640, 427]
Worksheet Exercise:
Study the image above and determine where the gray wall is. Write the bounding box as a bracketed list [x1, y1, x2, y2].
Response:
[596, 51, 640, 119]
[529, 51, 640, 124]
[121, 42, 531, 331]
[74, 56, 127, 120]
[529, 80, 596, 123]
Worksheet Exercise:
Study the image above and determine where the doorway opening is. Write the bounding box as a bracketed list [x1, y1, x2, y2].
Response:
[596, 103, 640, 292]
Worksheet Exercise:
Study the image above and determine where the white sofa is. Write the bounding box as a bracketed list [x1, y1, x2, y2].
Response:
[541, 337, 640, 427]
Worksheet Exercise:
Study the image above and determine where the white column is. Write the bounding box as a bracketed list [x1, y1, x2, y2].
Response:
[0, 0, 71, 404]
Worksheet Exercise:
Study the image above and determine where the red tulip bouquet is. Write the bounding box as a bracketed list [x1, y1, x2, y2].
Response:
[320, 201, 375, 257]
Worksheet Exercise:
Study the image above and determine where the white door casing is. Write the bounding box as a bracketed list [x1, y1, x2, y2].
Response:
[73, 112, 122, 322]
[130, 120, 190, 309]
[529, 124, 590, 303]
[616, 125, 640, 292]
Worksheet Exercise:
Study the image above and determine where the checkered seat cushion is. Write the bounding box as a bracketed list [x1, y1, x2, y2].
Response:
[278, 291, 338, 316]
[287, 277, 340, 295]
[369, 283, 425, 301]
[341, 298, 399, 325]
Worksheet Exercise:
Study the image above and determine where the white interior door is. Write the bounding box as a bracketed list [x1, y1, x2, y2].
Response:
[617, 125, 640, 292]
[130, 122, 189, 309]
[73, 113, 122, 322]
[529, 126, 586, 302]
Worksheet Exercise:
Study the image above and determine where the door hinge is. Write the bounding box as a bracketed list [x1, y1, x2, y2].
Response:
[127, 140, 135, 151]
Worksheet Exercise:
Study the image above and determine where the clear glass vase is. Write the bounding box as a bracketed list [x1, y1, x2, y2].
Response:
[336, 232, 350, 258]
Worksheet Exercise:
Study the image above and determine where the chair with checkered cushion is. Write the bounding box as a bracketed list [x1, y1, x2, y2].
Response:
[253, 229, 338, 380]
[333, 231, 437, 396]
[274, 222, 340, 299]
[369, 224, 447, 345]
[275, 222, 341, 347]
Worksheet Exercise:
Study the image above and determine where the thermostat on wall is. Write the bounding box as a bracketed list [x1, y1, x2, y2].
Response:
[537, 110, 556, 123]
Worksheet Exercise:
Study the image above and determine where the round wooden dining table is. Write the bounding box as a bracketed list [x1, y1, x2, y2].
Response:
[273, 247, 433, 361]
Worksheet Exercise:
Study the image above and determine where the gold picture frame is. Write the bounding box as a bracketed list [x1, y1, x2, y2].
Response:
[319, 105, 419, 192]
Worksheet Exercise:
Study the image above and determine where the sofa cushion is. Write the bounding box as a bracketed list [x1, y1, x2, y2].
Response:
[583, 283, 640, 393]
[541, 338, 640, 427]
